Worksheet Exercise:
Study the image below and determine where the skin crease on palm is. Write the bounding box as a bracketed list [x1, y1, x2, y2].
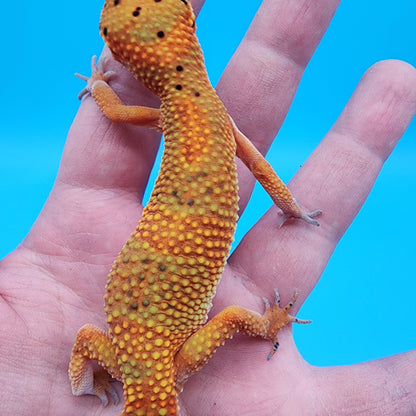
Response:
[0, 0, 415, 414]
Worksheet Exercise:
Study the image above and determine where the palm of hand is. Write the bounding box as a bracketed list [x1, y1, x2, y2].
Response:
[1, 0, 416, 415]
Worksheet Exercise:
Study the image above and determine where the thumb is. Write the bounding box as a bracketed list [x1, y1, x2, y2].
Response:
[311, 349, 416, 415]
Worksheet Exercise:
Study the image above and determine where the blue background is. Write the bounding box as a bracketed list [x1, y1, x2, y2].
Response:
[1, 0, 415, 366]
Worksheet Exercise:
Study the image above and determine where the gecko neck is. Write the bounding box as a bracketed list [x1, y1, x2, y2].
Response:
[125, 35, 208, 98]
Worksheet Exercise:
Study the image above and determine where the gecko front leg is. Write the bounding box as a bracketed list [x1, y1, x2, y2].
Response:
[76, 56, 162, 130]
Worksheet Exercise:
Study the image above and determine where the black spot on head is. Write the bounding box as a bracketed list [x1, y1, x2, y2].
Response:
[175, 85, 183, 91]
[159, 264, 166, 271]
[157, 31, 165, 38]
[176, 65, 183, 72]
[194, 91, 200, 97]
[180, 0, 188, 5]
[114, 0, 120, 5]
[130, 302, 138, 310]
[155, 0, 162, 2]
[132, 7, 141, 17]
[103, 27, 108, 36]
[187, 199, 195, 206]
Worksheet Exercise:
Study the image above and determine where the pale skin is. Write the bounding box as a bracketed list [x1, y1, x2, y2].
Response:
[1, 0, 416, 415]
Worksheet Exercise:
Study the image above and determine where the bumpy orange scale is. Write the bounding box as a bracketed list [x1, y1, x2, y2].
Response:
[68, 1, 321, 415]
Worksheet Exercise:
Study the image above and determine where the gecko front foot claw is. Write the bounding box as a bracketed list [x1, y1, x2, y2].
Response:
[75, 55, 116, 100]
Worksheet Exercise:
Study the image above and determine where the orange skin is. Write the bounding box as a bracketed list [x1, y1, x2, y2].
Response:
[68, 0, 320, 415]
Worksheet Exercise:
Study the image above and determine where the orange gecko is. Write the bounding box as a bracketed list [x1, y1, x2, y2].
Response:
[68, 0, 321, 415]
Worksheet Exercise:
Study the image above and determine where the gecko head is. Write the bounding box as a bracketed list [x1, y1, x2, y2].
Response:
[99, 0, 202, 92]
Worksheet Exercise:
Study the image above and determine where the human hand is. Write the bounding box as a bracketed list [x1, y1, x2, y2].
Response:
[1, 0, 415, 415]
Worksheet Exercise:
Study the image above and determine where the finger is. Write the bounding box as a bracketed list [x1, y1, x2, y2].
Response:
[216, 0, 340, 210]
[311, 350, 416, 414]
[23, 1, 208, 262]
[230, 60, 416, 302]
[58, 0, 208, 199]
[57, 0, 206, 199]
[58, 47, 161, 200]
[190, 0, 204, 15]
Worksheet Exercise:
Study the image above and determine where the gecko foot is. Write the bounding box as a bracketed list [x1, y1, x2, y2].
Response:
[93, 369, 119, 406]
[263, 289, 311, 361]
[70, 366, 119, 406]
[278, 206, 323, 227]
[75, 55, 116, 100]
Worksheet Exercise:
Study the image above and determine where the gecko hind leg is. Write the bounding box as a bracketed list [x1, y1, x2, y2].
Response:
[175, 288, 311, 387]
[68, 324, 121, 406]
[264, 289, 312, 360]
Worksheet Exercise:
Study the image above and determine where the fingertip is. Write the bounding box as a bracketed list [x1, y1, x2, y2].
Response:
[332, 59, 416, 160]
[365, 59, 416, 85]
[363, 59, 416, 113]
